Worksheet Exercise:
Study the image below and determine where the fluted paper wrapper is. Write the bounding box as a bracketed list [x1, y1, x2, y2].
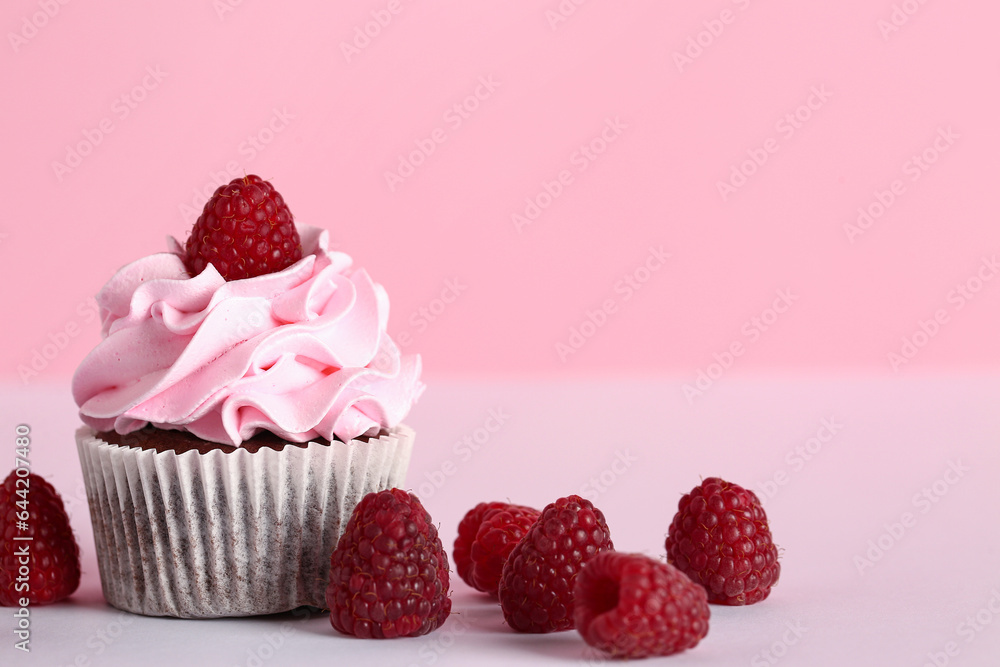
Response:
[76, 425, 413, 618]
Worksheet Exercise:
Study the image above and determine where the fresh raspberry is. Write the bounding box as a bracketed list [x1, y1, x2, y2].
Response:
[184, 174, 302, 281]
[665, 477, 780, 605]
[0, 471, 81, 606]
[453, 501, 539, 596]
[453, 501, 510, 586]
[326, 488, 451, 638]
[498, 494, 613, 633]
[575, 551, 710, 658]
[470, 506, 540, 596]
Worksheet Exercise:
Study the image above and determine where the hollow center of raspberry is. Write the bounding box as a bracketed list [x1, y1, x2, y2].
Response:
[584, 577, 620, 615]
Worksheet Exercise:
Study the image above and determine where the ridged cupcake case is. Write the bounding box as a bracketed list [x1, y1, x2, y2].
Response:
[76, 424, 413, 618]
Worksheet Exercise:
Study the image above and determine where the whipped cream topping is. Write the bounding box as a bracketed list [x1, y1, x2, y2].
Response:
[72, 225, 423, 446]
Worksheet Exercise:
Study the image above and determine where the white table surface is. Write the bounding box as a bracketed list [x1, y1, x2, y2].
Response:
[2, 373, 998, 666]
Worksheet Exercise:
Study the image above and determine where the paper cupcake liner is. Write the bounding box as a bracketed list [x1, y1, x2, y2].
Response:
[76, 425, 413, 618]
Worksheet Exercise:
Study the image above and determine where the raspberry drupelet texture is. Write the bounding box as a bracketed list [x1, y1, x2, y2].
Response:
[184, 174, 302, 281]
[575, 551, 710, 658]
[665, 477, 780, 605]
[469, 505, 540, 596]
[454, 501, 540, 596]
[0, 471, 81, 606]
[454, 501, 511, 587]
[498, 494, 613, 633]
[326, 488, 451, 638]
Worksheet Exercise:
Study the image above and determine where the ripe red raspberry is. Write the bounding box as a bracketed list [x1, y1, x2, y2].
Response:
[575, 551, 710, 658]
[0, 471, 81, 606]
[326, 488, 451, 638]
[453, 501, 511, 587]
[498, 495, 613, 633]
[665, 477, 780, 605]
[452, 501, 539, 596]
[468, 505, 540, 596]
[184, 174, 302, 281]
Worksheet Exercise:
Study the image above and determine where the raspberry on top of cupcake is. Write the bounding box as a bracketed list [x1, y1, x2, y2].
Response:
[72, 175, 423, 447]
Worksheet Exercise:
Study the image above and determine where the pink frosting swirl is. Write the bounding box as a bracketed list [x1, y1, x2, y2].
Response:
[72, 225, 423, 446]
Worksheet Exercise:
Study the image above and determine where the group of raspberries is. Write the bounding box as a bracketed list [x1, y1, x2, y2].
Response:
[0, 472, 781, 658]
[2, 471, 780, 659]
[325, 476, 780, 658]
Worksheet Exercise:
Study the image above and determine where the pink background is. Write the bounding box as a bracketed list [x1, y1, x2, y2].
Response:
[3, 0, 999, 384]
[2, 4, 1000, 663]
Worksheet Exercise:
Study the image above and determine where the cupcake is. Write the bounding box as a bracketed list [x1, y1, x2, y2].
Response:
[72, 176, 423, 617]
